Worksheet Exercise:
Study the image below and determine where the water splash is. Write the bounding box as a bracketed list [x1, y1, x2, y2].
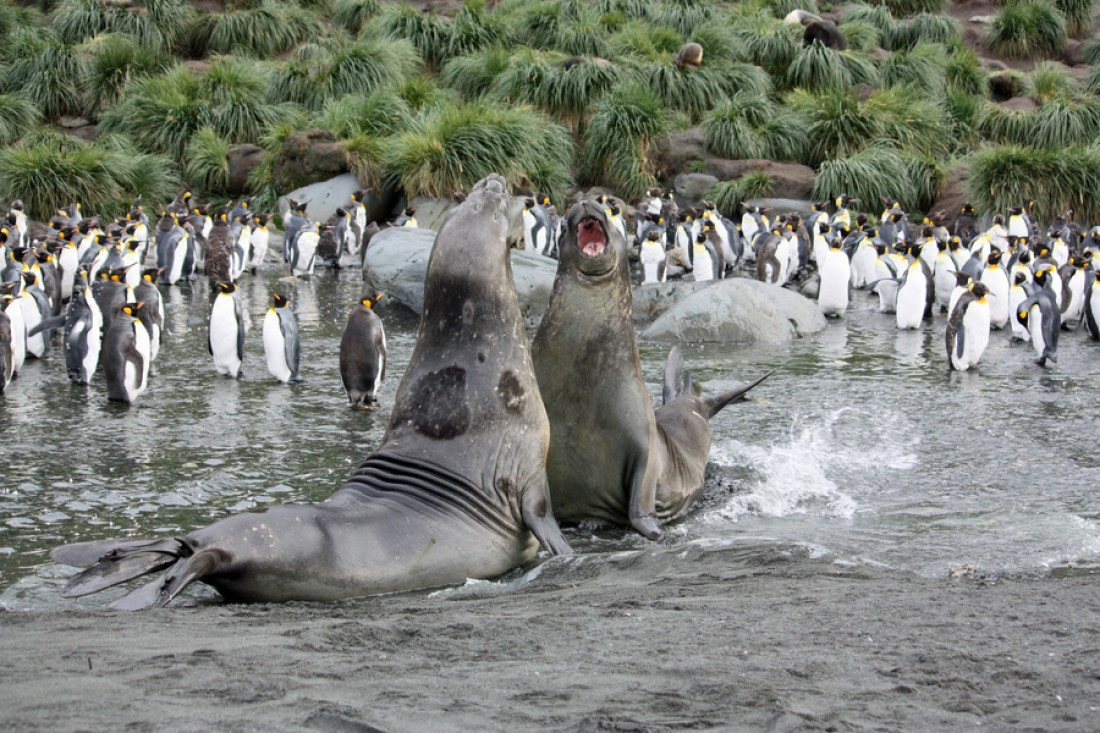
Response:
[705, 408, 918, 522]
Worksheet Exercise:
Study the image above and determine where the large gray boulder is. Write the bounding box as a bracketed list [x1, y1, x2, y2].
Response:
[363, 227, 558, 328]
[640, 278, 827, 343]
[278, 174, 381, 230]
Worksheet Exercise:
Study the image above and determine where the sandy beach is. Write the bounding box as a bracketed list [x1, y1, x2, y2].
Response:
[3, 544, 1098, 732]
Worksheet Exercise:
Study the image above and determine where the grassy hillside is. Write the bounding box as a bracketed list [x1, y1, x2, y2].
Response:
[0, 0, 1097, 221]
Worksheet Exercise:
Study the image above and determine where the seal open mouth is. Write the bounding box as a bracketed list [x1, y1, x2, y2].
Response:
[578, 217, 607, 257]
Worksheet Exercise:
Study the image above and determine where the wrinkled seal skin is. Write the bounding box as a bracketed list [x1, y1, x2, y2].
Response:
[532, 200, 763, 540]
[55, 174, 571, 610]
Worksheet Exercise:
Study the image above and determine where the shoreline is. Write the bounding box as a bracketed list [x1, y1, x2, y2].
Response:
[3, 547, 1098, 732]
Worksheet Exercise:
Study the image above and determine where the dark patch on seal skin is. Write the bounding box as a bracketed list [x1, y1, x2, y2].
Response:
[497, 370, 525, 413]
[405, 366, 470, 439]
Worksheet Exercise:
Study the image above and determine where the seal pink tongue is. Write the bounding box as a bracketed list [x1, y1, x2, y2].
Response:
[578, 220, 606, 256]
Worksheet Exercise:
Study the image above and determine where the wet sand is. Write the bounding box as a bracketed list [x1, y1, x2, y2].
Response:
[2, 545, 1098, 732]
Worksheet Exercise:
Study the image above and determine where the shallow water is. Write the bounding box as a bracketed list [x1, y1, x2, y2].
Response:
[2, 263, 1098, 610]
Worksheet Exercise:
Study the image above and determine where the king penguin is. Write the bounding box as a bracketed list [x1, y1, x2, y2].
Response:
[2, 287, 25, 377]
[290, 222, 319, 277]
[818, 236, 851, 317]
[1016, 267, 1060, 366]
[639, 229, 667, 284]
[209, 280, 244, 378]
[979, 247, 1010, 329]
[522, 198, 550, 256]
[0, 304, 10, 392]
[339, 293, 387, 408]
[263, 292, 301, 384]
[895, 247, 932, 330]
[248, 213, 272, 274]
[1008, 270, 1031, 342]
[1083, 269, 1100, 340]
[946, 282, 991, 371]
[58, 272, 104, 384]
[104, 302, 151, 403]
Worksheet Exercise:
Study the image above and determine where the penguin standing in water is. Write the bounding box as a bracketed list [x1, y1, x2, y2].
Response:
[104, 302, 150, 403]
[289, 222, 319, 277]
[946, 282, 991, 371]
[818, 236, 851, 317]
[1083, 269, 1100, 340]
[1008, 271, 1032, 342]
[134, 268, 163, 363]
[932, 239, 958, 313]
[19, 270, 53, 358]
[639, 229, 667, 284]
[208, 280, 243, 378]
[61, 272, 103, 384]
[895, 248, 932, 330]
[248, 214, 271, 274]
[980, 247, 1010, 329]
[0, 305, 10, 392]
[1016, 267, 1061, 366]
[205, 206, 233, 285]
[262, 292, 301, 384]
[339, 293, 386, 408]
[1058, 255, 1087, 328]
[282, 199, 308, 263]
[2, 286, 25, 378]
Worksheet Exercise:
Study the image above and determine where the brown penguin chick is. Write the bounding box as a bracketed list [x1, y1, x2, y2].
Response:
[204, 206, 232, 285]
[674, 42, 703, 69]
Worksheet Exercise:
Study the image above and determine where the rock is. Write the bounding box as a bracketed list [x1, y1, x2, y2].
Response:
[405, 195, 459, 231]
[278, 173, 369, 229]
[362, 226, 558, 329]
[674, 173, 719, 202]
[632, 280, 711, 326]
[57, 116, 89, 129]
[226, 144, 265, 196]
[640, 278, 827, 343]
[271, 128, 348, 193]
[929, 163, 971, 221]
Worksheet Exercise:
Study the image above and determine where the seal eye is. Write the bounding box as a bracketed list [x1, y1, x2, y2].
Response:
[578, 217, 606, 256]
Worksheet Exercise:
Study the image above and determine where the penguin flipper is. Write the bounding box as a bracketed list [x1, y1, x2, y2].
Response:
[26, 314, 66, 337]
[60, 538, 188, 598]
[280, 311, 300, 379]
[703, 370, 774, 418]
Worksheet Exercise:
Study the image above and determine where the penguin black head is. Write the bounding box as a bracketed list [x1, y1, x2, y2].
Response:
[10, 199, 23, 211]
[952, 271, 972, 287]
[993, 214, 1005, 225]
[695, 232, 707, 244]
[1009, 206, 1021, 215]
[645, 229, 661, 242]
[142, 267, 159, 283]
[254, 213, 270, 226]
[272, 292, 289, 309]
[1034, 265, 1055, 287]
[970, 282, 991, 300]
[404, 207, 415, 216]
[988, 247, 1003, 265]
[361, 292, 384, 309]
[214, 280, 237, 294]
[1013, 271, 1028, 286]
[215, 206, 229, 222]
[20, 270, 35, 286]
[524, 198, 535, 209]
[1018, 248, 1032, 264]
[961, 203, 974, 214]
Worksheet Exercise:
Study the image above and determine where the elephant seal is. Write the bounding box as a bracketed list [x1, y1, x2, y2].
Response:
[54, 173, 571, 610]
[532, 200, 769, 540]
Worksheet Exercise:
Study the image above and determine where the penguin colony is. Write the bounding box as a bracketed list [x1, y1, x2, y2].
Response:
[573, 188, 1097, 372]
[0, 188, 394, 402]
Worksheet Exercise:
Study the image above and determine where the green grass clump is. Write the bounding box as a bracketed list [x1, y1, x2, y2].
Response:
[944, 47, 985, 96]
[580, 82, 668, 199]
[1029, 61, 1077, 100]
[813, 145, 918, 211]
[52, 0, 191, 49]
[705, 171, 775, 218]
[1052, 0, 1094, 36]
[650, 0, 716, 37]
[785, 41, 853, 92]
[199, 57, 280, 143]
[863, 85, 955, 159]
[629, 60, 768, 121]
[0, 93, 40, 146]
[3, 37, 87, 118]
[443, 45, 516, 99]
[1081, 36, 1100, 63]
[270, 38, 419, 110]
[703, 97, 767, 159]
[316, 88, 412, 139]
[839, 20, 883, 53]
[98, 65, 204, 160]
[987, 0, 1067, 59]
[332, 0, 379, 35]
[841, 4, 894, 32]
[883, 12, 961, 50]
[0, 130, 177, 219]
[884, 0, 947, 17]
[197, 1, 321, 58]
[968, 143, 1100, 221]
[879, 43, 947, 93]
[82, 33, 174, 117]
[606, 19, 682, 60]
[183, 126, 231, 195]
[385, 100, 573, 200]
[786, 89, 880, 163]
[977, 96, 1100, 147]
[735, 13, 801, 77]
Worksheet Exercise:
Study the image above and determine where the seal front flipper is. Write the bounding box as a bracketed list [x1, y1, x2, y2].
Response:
[521, 481, 573, 556]
[627, 452, 662, 540]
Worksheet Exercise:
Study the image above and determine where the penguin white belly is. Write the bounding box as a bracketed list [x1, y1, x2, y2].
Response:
[875, 279, 899, 313]
[1063, 271, 1085, 325]
[812, 236, 828, 267]
[1052, 243, 1068, 268]
[817, 250, 850, 316]
[1007, 218, 1028, 238]
[5, 304, 25, 374]
[933, 257, 956, 309]
[123, 256, 141, 288]
[714, 227, 736, 267]
[740, 215, 758, 244]
[640, 242, 664, 284]
[522, 210, 546, 254]
[774, 240, 791, 284]
[693, 248, 714, 282]
[263, 310, 292, 383]
[19, 295, 45, 358]
[1006, 286, 1027, 341]
[210, 298, 241, 376]
[1087, 286, 1100, 338]
[59, 249, 78, 301]
[952, 301, 990, 370]
[1028, 304, 1046, 358]
[250, 229, 269, 270]
[125, 322, 151, 401]
[168, 238, 188, 284]
[896, 273, 927, 330]
[851, 245, 876, 288]
[1048, 273, 1063, 308]
[294, 233, 319, 276]
[919, 242, 936, 272]
[981, 268, 1010, 329]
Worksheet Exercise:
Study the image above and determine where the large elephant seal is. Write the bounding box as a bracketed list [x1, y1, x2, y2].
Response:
[54, 173, 571, 610]
[532, 200, 769, 539]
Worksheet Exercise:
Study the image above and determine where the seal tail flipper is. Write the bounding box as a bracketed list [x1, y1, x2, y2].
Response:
[703, 370, 774, 419]
[110, 549, 225, 611]
[661, 346, 686, 405]
[59, 538, 189, 598]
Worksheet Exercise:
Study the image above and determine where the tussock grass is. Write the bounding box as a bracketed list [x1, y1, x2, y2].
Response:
[184, 126, 231, 195]
[840, 20, 883, 53]
[196, 1, 321, 58]
[968, 143, 1100, 222]
[385, 100, 573, 200]
[735, 13, 801, 77]
[607, 20, 682, 60]
[785, 41, 852, 92]
[977, 95, 1100, 147]
[270, 38, 419, 110]
[580, 82, 667, 199]
[705, 171, 775, 219]
[98, 65, 204, 160]
[332, 0, 380, 35]
[52, 0, 191, 49]
[443, 45, 516, 99]
[883, 12, 961, 50]
[987, 0, 1067, 59]
[1052, 0, 1093, 36]
[3, 37, 87, 118]
[884, 0, 946, 17]
[0, 93, 39, 146]
[0, 130, 177, 219]
[1029, 61, 1077, 100]
[82, 33, 174, 117]
[316, 89, 412, 139]
[879, 43, 947, 93]
[944, 47, 985, 96]
[813, 145, 918, 212]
